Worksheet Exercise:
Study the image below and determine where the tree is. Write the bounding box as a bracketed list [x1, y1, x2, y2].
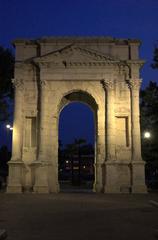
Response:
[140, 81, 158, 162]
[140, 81, 158, 187]
[0, 46, 14, 121]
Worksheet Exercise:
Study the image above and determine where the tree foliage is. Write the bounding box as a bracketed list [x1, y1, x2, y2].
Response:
[0, 46, 14, 121]
[140, 81, 158, 163]
[0, 46, 14, 96]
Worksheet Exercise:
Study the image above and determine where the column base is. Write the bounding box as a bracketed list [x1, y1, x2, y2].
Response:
[7, 160, 23, 193]
[104, 161, 131, 193]
[131, 161, 147, 193]
[7, 185, 22, 193]
[93, 182, 103, 193]
[131, 185, 147, 193]
[32, 161, 49, 193]
[49, 185, 59, 193]
[33, 186, 49, 193]
[32, 161, 59, 193]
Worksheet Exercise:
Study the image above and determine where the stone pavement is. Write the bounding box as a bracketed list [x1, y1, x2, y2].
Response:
[0, 193, 158, 240]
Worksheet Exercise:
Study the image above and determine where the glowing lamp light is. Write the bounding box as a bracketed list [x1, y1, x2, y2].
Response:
[144, 131, 151, 139]
[6, 124, 13, 131]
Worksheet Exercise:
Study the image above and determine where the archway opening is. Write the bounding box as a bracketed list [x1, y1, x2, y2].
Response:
[58, 100, 96, 192]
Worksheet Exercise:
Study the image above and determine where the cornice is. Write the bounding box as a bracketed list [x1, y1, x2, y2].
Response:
[12, 36, 141, 47]
[37, 61, 119, 69]
[126, 60, 145, 67]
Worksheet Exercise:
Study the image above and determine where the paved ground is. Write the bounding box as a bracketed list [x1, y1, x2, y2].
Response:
[0, 193, 158, 240]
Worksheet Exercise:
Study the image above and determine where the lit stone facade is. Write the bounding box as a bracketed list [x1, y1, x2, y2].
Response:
[7, 37, 147, 193]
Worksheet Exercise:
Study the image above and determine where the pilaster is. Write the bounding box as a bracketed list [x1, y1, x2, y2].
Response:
[7, 78, 24, 193]
[127, 78, 147, 193]
[101, 79, 122, 193]
[33, 80, 49, 193]
[93, 107, 105, 193]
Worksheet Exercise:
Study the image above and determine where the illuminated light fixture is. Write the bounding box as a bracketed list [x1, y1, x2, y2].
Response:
[144, 131, 151, 139]
[83, 166, 86, 169]
[66, 160, 69, 164]
[10, 127, 13, 131]
[6, 124, 11, 129]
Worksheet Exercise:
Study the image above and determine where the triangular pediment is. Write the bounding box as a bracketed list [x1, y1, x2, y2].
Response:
[33, 44, 118, 64]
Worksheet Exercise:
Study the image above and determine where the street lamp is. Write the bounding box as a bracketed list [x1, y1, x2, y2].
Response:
[144, 131, 151, 139]
[6, 124, 13, 131]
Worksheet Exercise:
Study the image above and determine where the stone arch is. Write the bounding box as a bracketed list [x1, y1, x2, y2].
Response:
[57, 89, 99, 192]
[7, 37, 147, 194]
[58, 89, 98, 112]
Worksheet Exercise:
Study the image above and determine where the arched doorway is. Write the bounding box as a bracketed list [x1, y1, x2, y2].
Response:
[58, 91, 98, 191]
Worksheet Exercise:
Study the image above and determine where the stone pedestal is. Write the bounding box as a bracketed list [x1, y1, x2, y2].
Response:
[93, 163, 104, 192]
[48, 164, 59, 193]
[33, 162, 49, 193]
[131, 161, 147, 193]
[32, 161, 59, 193]
[104, 161, 131, 193]
[7, 161, 24, 193]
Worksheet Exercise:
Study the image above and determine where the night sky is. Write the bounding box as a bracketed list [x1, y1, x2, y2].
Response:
[0, 0, 158, 148]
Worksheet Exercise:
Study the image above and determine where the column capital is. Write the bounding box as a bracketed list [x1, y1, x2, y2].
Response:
[12, 78, 24, 91]
[127, 78, 142, 90]
[100, 79, 115, 91]
[40, 80, 49, 89]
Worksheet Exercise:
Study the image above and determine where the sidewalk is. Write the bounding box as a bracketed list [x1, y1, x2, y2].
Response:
[0, 193, 158, 240]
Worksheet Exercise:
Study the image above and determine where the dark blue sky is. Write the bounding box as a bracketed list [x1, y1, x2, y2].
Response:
[0, 0, 158, 147]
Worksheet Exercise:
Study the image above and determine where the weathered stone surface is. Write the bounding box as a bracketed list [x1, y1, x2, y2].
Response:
[7, 37, 147, 193]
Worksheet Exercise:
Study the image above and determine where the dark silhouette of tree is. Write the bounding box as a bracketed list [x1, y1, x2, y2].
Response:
[0, 145, 11, 188]
[140, 81, 158, 162]
[140, 81, 158, 188]
[0, 46, 14, 121]
[0, 145, 11, 172]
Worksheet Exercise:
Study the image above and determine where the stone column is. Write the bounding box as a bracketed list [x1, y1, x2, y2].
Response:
[101, 80, 120, 193]
[33, 80, 50, 193]
[7, 78, 24, 193]
[101, 80, 116, 161]
[105, 80, 116, 161]
[128, 78, 147, 193]
[94, 108, 105, 193]
[48, 113, 59, 193]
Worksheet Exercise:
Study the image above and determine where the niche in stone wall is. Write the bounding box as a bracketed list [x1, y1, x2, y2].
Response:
[115, 116, 129, 147]
[24, 117, 37, 147]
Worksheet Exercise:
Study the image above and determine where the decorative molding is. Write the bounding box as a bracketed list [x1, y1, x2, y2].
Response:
[40, 80, 48, 89]
[33, 45, 120, 69]
[114, 107, 130, 113]
[12, 78, 24, 90]
[24, 109, 37, 117]
[126, 60, 145, 68]
[13, 37, 141, 45]
[100, 79, 115, 91]
[127, 78, 142, 90]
